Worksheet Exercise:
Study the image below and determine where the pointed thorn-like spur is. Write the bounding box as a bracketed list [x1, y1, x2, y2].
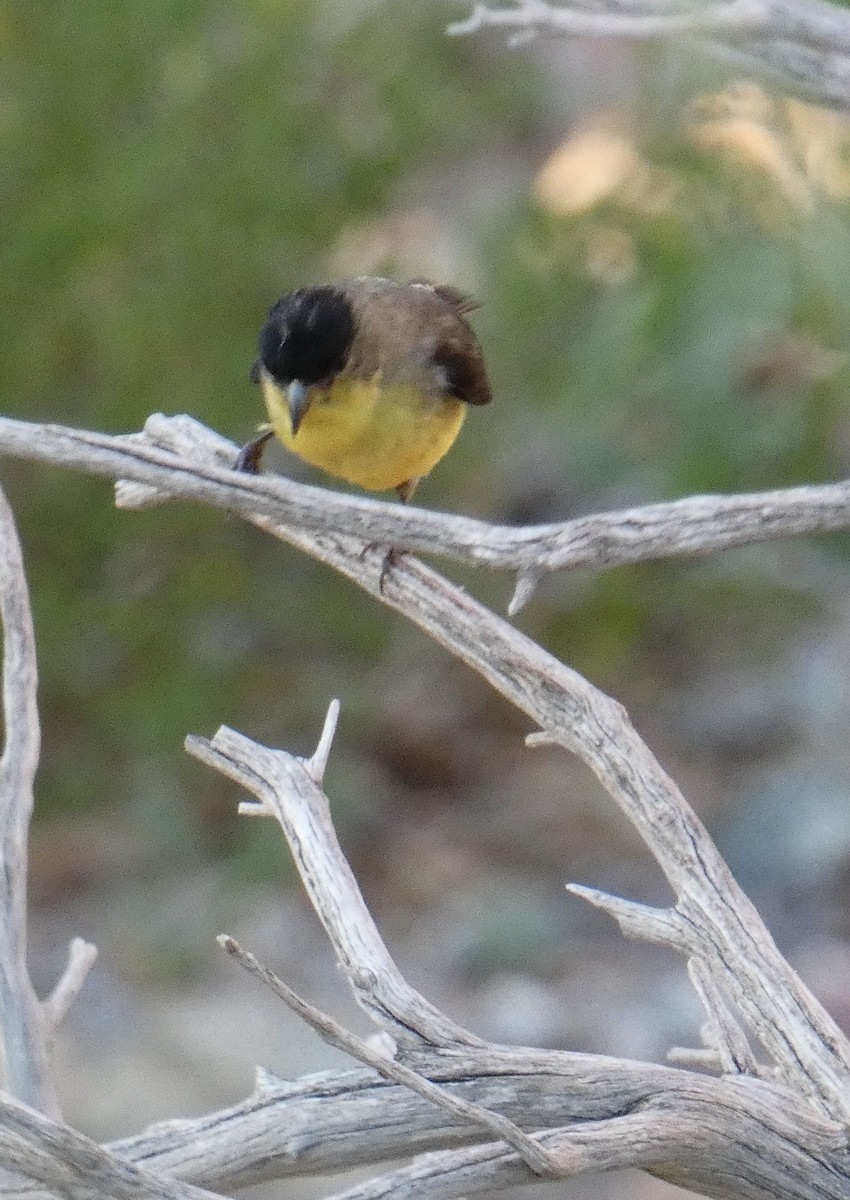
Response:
[509, 567, 541, 617]
[306, 698, 340, 783]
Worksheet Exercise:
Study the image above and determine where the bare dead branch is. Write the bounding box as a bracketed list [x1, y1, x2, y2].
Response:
[185, 722, 481, 1048]
[449, 0, 768, 41]
[5, 415, 850, 614]
[0, 1093, 225, 1200]
[102, 1046, 848, 1197]
[449, 0, 850, 113]
[181, 711, 850, 1200]
[128, 417, 850, 1123]
[219, 934, 559, 1176]
[3, 413, 850, 1196]
[314, 1094, 848, 1200]
[0, 482, 58, 1116]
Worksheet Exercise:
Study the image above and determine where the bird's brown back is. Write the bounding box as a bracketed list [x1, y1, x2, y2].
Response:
[339, 279, 492, 408]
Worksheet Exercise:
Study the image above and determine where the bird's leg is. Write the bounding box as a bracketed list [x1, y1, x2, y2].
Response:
[377, 547, 402, 592]
[395, 477, 419, 503]
[375, 478, 420, 590]
[360, 539, 404, 594]
[234, 429, 274, 474]
[358, 479, 419, 591]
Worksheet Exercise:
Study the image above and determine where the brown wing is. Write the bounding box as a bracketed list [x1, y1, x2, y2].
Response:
[420, 282, 481, 316]
[339, 277, 492, 405]
[431, 336, 492, 406]
[400, 281, 491, 403]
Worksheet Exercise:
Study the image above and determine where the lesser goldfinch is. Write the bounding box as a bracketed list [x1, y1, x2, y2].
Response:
[242, 277, 492, 501]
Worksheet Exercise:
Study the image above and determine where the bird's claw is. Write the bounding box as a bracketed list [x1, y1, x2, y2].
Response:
[361, 542, 405, 593]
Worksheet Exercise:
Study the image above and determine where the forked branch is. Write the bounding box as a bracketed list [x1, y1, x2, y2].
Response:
[1, 415, 849, 1200]
[179, 703, 849, 1200]
[3, 414, 850, 613]
[0, 486, 96, 1119]
[124, 416, 850, 1123]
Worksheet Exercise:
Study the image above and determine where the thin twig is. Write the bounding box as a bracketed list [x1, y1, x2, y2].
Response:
[667, 1045, 725, 1070]
[43, 938, 98, 1037]
[219, 936, 559, 1177]
[687, 958, 760, 1075]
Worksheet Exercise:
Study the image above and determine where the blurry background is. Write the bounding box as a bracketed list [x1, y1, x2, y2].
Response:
[3, 1, 850, 1197]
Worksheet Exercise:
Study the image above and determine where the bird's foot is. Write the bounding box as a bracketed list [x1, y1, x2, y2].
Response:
[361, 542, 406, 593]
[395, 477, 419, 503]
[379, 546, 405, 592]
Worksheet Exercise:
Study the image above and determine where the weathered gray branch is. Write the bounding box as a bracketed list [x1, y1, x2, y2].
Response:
[217, 934, 558, 1177]
[450, 0, 850, 113]
[4, 414, 850, 614]
[2, 414, 849, 1198]
[176, 703, 849, 1200]
[0, 484, 59, 1116]
[187, 715, 481, 1051]
[130, 416, 850, 1123]
[311, 1088, 847, 1200]
[0, 1092, 225, 1200]
[98, 1051, 849, 1198]
[450, 0, 768, 42]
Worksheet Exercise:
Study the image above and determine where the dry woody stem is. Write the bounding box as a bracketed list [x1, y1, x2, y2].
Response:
[0, 413, 849, 1199]
[450, 0, 850, 113]
[4, 415, 850, 615]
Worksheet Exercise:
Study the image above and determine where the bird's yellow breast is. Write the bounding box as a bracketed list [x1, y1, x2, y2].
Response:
[260, 373, 466, 493]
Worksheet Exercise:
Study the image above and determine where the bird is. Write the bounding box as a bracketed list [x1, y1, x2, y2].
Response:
[239, 277, 492, 502]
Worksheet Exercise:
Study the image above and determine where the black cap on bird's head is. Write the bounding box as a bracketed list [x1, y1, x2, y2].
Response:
[252, 286, 355, 434]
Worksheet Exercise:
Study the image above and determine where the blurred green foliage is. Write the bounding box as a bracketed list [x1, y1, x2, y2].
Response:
[3, 1, 850, 893]
[0, 1, 538, 852]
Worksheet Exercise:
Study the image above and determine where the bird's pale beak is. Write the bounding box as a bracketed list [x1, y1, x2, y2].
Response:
[287, 379, 311, 436]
